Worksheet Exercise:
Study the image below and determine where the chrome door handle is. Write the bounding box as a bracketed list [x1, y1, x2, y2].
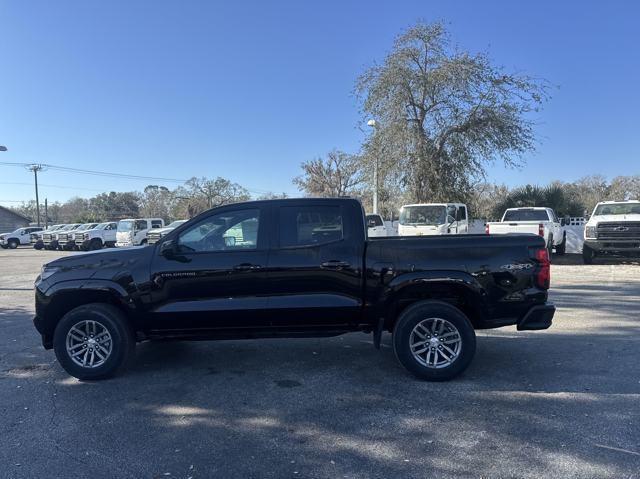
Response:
[320, 260, 351, 269]
[233, 263, 262, 271]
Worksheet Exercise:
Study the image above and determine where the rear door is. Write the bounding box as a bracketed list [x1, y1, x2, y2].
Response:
[265, 201, 364, 328]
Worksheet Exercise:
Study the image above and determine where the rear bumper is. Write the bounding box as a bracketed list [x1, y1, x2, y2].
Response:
[517, 303, 555, 331]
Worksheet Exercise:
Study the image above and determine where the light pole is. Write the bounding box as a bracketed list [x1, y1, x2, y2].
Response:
[367, 120, 379, 214]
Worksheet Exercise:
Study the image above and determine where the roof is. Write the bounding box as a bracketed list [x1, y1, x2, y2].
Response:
[0, 205, 32, 222]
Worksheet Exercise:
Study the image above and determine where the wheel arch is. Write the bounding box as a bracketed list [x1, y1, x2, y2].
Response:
[382, 271, 487, 331]
[40, 281, 136, 339]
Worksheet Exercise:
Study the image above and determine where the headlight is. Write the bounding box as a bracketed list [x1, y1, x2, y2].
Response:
[40, 265, 61, 281]
[585, 226, 597, 239]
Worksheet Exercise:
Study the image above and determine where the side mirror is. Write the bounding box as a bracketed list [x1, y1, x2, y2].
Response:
[160, 239, 176, 257]
[224, 236, 236, 247]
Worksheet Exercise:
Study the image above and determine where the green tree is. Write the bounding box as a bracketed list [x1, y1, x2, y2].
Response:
[356, 21, 549, 204]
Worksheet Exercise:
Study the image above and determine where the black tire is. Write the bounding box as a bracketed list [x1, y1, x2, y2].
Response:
[583, 244, 595, 264]
[0, 244, 7, 249]
[547, 235, 554, 257]
[89, 238, 103, 251]
[392, 300, 476, 381]
[556, 234, 566, 256]
[53, 303, 135, 380]
[34, 242, 44, 250]
[8, 239, 19, 249]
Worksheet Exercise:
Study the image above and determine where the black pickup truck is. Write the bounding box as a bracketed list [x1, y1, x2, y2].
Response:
[34, 198, 555, 381]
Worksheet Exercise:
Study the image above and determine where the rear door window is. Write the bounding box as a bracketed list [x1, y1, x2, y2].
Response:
[503, 210, 550, 222]
[279, 206, 343, 248]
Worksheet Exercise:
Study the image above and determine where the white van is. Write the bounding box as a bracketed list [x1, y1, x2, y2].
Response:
[398, 203, 469, 236]
[116, 218, 164, 247]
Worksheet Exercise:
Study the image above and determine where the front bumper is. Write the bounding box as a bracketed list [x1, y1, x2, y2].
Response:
[517, 303, 555, 331]
[584, 239, 640, 255]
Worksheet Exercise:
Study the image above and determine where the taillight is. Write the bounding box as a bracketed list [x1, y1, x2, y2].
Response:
[485, 224, 490, 234]
[538, 223, 544, 236]
[534, 248, 550, 289]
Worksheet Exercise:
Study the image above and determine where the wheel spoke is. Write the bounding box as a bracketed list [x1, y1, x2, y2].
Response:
[409, 317, 462, 369]
[66, 320, 112, 369]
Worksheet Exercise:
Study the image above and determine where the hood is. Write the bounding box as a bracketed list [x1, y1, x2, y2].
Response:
[45, 245, 152, 272]
[150, 227, 174, 235]
[587, 214, 640, 225]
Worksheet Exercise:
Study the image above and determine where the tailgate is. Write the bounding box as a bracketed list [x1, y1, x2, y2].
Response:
[487, 222, 542, 236]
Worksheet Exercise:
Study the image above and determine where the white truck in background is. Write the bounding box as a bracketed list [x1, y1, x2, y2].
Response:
[76, 222, 119, 250]
[366, 214, 388, 237]
[398, 203, 469, 236]
[147, 220, 189, 244]
[0, 226, 43, 249]
[485, 207, 567, 255]
[116, 218, 164, 247]
[582, 200, 640, 263]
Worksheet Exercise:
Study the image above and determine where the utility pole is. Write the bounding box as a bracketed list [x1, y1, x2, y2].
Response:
[44, 198, 48, 228]
[27, 164, 44, 227]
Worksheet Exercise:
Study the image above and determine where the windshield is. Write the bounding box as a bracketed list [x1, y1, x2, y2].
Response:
[503, 209, 550, 221]
[117, 221, 134, 232]
[168, 220, 187, 228]
[399, 206, 446, 226]
[77, 223, 98, 231]
[594, 203, 640, 216]
[60, 224, 78, 231]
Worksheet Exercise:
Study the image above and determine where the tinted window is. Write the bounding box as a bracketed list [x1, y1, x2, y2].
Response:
[366, 214, 384, 227]
[457, 206, 467, 221]
[151, 220, 163, 228]
[178, 209, 260, 253]
[503, 210, 550, 221]
[279, 206, 343, 247]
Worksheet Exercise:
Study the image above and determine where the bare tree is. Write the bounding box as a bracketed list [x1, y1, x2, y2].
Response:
[171, 176, 250, 218]
[294, 150, 364, 197]
[356, 21, 550, 203]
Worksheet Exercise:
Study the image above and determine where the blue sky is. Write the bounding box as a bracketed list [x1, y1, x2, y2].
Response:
[1, 0, 639, 206]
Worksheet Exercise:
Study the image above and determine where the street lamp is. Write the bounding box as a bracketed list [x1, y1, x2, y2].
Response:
[366, 120, 379, 214]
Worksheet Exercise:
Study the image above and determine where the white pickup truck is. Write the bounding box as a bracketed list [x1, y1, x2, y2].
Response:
[583, 200, 640, 263]
[76, 222, 119, 250]
[0, 226, 43, 249]
[366, 214, 388, 237]
[486, 207, 567, 255]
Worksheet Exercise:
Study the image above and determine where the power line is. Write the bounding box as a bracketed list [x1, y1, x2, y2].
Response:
[0, 161, 271, 194]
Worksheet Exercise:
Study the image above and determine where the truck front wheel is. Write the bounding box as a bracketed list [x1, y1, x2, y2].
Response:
[8, 239, 19, 249]
[89, 238, 103, 250]
[556, 234, 566, 255]
[393, 301, 476, 381]
[53, 303, 135, 380]
[583, 244, 595, 264]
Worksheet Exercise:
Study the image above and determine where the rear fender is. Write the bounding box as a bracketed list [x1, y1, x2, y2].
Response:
[381, 270, 487, 329]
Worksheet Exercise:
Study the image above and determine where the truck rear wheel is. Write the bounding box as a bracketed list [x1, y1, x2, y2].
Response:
[53, 303, 135, 380]
[393, 301, 476, 381]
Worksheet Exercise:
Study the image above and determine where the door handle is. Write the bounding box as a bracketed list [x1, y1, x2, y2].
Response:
[233, 263, 262, 271]
[320, 260, 351, 269]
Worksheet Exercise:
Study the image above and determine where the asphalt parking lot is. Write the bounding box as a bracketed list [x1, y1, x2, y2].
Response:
[1, 247, 639, 479]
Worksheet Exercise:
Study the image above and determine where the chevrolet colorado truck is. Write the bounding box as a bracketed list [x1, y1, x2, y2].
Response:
[583, 200, 640, 263]
[33, 198, 555, 381]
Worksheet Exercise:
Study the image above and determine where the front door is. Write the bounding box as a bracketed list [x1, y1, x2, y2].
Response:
[265, 202, 363, 329]
[147, 205, 270, 332]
